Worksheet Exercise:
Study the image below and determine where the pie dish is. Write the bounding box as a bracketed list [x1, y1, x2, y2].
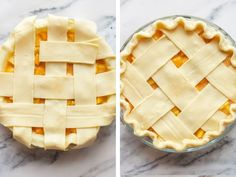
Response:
[0, 14, 115, 150]
[121, 16, 236, 151]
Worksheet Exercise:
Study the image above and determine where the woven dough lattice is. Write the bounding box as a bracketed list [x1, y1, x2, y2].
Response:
[121, 17, 236, 151]
[0, 15, 115, 150]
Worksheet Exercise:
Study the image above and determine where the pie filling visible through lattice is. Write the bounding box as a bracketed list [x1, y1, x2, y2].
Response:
[121, 17, 236, 151]
[0, 15, 115, 150]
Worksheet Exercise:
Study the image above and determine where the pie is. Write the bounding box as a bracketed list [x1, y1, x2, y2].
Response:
[121, 16, 236, 151]
[0, 14, 115, 150]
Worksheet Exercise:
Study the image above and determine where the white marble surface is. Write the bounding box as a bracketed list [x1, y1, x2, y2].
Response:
[0, 0, 115, 177]
[121, 0, 236, 176]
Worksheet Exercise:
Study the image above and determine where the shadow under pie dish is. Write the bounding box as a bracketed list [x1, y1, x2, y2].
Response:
[120, 16, 236, 152]
[0, 14, 115, 150]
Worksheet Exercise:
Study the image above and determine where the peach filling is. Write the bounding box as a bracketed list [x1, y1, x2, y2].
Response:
[126, 54, 135, 63]
[147, 78, 158, 89]
[153, 30, 163, 41]
[171, 107, 181, 116]
[172, 51, 188, 68]
[4, 21, 109, 135]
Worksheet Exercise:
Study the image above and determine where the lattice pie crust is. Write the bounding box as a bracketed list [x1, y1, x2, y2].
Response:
[0, 15, 115, 150]
[121, 17, 236, 151]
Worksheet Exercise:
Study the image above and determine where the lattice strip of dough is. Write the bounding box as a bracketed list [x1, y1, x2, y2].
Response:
[132, 38, 156, 58]
[74, 19, 100, 146]
[207, 63, 236, 102]
[152, 112, 197, 142]
[133, 36, 179, 80]
[179, 41, 227, 85]
[0, 73, 13, 96]
[127, 90, 174, 130]
[123, 61, 153, 97]
[44, 15, 67, 150]
[74, 64, 96, 104]
[0, 103, 114, 128]
[152, 60, 198, 110]
[179, 85, 227, 133]
[122, 78, 143, 107]
[162, 27, 205, 58]
[96, 70, 115, 96]
[0, 72, 115, 99]
[40, 41, 98, 64]
[74, 19, 114, 59]
[12, 17, 36, 147]
[202, 111, 228, 131]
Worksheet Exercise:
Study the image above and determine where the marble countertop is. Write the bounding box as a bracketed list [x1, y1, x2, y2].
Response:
[0, 0, 115, 177]
[121, 0, 236, 176]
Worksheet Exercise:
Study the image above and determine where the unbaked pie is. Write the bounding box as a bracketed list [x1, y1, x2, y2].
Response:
[0, 14, 115, 150]
[121, 16, 236, 151]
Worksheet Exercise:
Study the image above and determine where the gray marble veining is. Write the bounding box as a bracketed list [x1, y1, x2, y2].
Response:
[121, 0, 236, 176]
[0, 0, 115, 177]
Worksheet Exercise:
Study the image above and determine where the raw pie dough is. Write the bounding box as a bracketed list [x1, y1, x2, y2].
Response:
[121, 17, 236, 151]
[0, 15, 115, 150]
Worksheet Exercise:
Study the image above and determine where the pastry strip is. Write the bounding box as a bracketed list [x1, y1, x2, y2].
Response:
[0, 73, 13, 96]
[121, 78, 143, 107]
[127, 90, 174, 130]
[162, 27, 205, 58]
[44, 15, 67, 150]
[180, 41, 227, 85]
[207, 63, 236, 102]
[74, 19, 99, 146]
[0, 73, 115, 99]
[179, 85, 227, 133]
[202, 111, 227, 131]
[122, 61, 153, 97]
[152, 61, 198, 110]
[40, 41, 98, 64]
[132, 38, 156, 58]
[133, 36, 179, 79]
[152, 112, 197, 142]
[96, 70, 116, 96]
[12, 17, 36, 147]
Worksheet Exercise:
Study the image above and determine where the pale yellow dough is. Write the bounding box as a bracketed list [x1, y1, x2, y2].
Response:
[121, 17, 236, 151]
[0, 15, 115, 150]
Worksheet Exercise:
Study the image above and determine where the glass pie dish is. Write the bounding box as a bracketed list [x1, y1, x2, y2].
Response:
[121, 15, 236, 153]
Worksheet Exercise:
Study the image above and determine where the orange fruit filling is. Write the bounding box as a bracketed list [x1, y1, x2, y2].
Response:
[147, 78, 158, 89]
[171, 107, 181, 116]
[4, 96, 13, 103]
[153, 30, 163, 40]
[126, 54, 135, 63]
[66, 128, 76, 135]
[172, 51, 188, 68]
[194, 128, 205, 138]
[223, 56, 232, 67]
[67, 63, 73, 75]
[125, 98, 134, 111]
[32, 127, 44, 134]
[34, 62, 45, 75]
[198, 33, 212, 43]
[195, 78, 209, 91]
[67, 99, 75, 106]
[96, 59, 109, 73]
[220, 100, 233, 116]
[34, 98, 45, 104]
